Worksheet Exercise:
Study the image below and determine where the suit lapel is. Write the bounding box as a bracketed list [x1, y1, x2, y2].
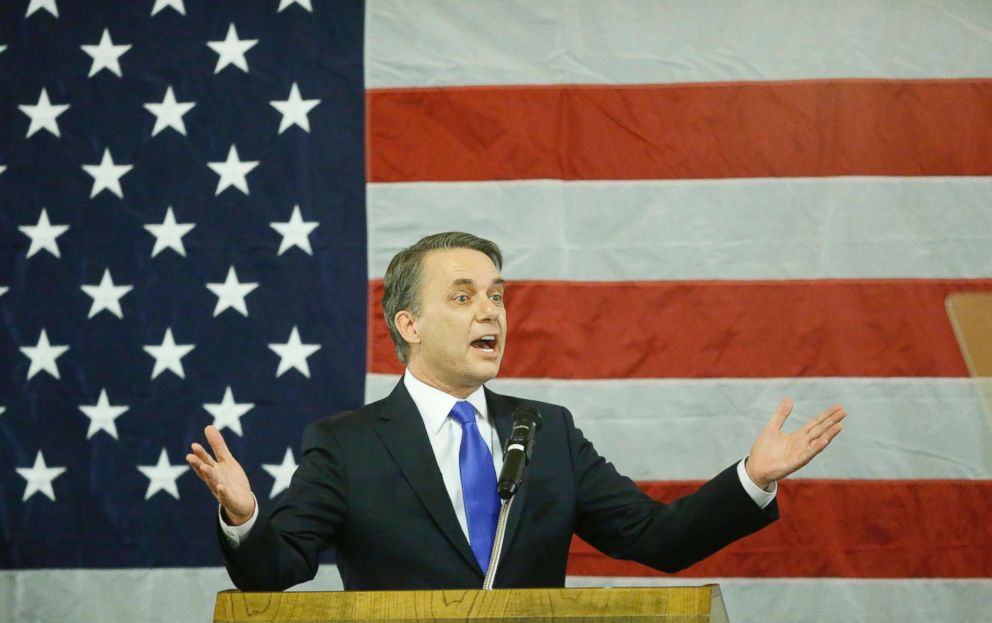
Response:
[374, 380, 482, 575]
[486, 388, 531, 568]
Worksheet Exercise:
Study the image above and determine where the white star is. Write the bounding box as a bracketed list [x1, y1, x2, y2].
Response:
[79, 388, 128, 440]
[82, 148, 133, 199]
[270, 82, 320, 134]
[137, 448, 189, 500]
[0, 285, 6, 297]
[206, 266, 258, 317]
[81, 29, 131, 78]
[207, 145, 258, 195]
[269, 326, 321, 378]
[20, 329, 69, 380]
[81, 268, 133, 319]
[18, 89, 70, 138]
[0, 165, 6, 175]
[270, 205, 319, 255]
[151, 0, 185, 16]
[262, 448, 298, 497]
[19, 208, 69, 259]
[204, 386, 254, 436]
[25, 0, 58, 18]
[145, 207, 195, 257]
[206, 24, 257, 74]
[278, 0, 313, 11]
[144, 86, 195, 136]
[143, 328, 194, 379]
[16, 451, 66, 501]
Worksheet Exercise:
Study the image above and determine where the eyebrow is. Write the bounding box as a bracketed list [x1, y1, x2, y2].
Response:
[450, 278, 505, 288]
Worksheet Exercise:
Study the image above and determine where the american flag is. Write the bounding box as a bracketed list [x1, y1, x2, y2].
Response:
[1, 0, 364, 590]
[4, 2, 992, 623]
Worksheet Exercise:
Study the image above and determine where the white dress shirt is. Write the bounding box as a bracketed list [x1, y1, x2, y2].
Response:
[221, 371, 775, 546]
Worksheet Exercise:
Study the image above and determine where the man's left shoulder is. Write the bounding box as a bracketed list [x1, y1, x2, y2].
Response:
[484, 387, 572, 428]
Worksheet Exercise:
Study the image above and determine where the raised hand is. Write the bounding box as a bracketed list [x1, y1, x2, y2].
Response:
[186, 425, 255, 526]
[745, 398, 847, 489]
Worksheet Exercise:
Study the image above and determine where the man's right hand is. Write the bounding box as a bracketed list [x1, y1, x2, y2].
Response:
[186, 425, 255, 526]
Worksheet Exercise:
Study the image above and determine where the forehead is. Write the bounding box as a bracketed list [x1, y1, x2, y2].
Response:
[421, 248, 501, 286]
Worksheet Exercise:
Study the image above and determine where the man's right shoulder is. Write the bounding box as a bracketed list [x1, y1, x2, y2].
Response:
[302, 395, 391, 441]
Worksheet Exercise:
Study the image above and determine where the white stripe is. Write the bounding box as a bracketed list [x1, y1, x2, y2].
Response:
[566, 576, 992, 623]
[366, 1, 992, 88]
[366, 374, 992, 480]
[367, 178, 992, 281]
[0, 567, 343, 623]
[8, 567, 987, 623]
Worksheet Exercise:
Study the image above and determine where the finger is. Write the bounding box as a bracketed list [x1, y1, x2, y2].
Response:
[186, 456, 221, 496]
[800, 405, 834, 433]
[186, 453, 213, 478]
[814, 421, 844, 445]
[190, 466, 212, 490]
[767, 397, 794, 431]
[807, 407, 847, 439]
[803, 404, 845, 432]
[204, 425, 234, 462]
[807, 422, 844, 456]
[186, 453, 203, 473]
[191, 442, 217, 467]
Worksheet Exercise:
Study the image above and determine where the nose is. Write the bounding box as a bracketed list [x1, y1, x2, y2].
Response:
[476, 296, 499, 320]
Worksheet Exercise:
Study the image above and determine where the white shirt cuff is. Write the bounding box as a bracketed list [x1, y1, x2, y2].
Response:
[737, 458, 776, 509]
[218, 493, 259, 548]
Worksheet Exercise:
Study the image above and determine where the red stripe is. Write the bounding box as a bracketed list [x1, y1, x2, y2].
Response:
[367, 79, 992, 182]
[567, 479, 992, 578]
[368, 279, 992, 378]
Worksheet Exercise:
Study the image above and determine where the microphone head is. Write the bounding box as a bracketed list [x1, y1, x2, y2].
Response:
[511, 405, 543, 431]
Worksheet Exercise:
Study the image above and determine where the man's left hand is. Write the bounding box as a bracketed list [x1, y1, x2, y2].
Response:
[745, 398, 847, 490]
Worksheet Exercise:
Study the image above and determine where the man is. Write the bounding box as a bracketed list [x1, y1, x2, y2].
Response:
[186, 232, 846, 591]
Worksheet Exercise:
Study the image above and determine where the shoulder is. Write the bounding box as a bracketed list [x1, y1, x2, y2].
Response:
[485, 388, 578, 434]
[301, 396, 390, 449]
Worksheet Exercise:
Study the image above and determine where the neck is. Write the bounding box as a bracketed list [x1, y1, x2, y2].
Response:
[406, 364, 480, 399]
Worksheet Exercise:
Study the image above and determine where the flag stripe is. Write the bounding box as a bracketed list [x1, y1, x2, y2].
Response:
[7, 568, 991, 623]
[368, 279, 991, 379]
[367, 80, 992, 182]
[366, 1, 992, 88]
[366, 374, 992, 481]
[565, 576, 992, 623]
[368, 178, 992, 281]
[567, 479, 992, 579]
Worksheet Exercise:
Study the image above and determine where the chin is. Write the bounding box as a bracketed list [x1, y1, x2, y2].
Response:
[466, 360, 501, 385]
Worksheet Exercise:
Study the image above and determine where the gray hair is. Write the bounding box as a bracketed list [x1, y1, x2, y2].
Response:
[382, 232, 503, 363]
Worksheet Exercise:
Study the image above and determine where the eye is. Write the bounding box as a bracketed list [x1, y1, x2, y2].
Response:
[454, 294, 469, 303]
[490, 293, 503, 304]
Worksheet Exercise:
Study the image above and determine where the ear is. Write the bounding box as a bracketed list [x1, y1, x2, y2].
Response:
[394, 310, 421, 347]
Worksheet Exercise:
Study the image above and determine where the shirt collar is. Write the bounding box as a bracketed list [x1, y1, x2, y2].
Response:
[403, 370, 489, 436]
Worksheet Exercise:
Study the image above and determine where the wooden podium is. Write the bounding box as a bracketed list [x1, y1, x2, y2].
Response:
[213, 586, 730, 623]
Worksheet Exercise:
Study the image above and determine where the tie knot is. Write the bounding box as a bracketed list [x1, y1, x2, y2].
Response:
[449, 401, 477, 426]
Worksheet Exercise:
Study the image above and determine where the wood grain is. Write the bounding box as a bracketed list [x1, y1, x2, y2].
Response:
[213, 586, 728, 623]
[947, 292, 992, 417]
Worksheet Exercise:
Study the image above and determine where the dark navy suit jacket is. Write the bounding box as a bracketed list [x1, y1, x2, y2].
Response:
[221, 380, 778, 590]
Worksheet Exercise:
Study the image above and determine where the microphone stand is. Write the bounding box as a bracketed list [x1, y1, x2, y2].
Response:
[482, 497, 513, 590]
[482, 405, 541, 590]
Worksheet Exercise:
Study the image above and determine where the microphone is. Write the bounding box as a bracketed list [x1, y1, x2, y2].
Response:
[497, 406, 543, 500]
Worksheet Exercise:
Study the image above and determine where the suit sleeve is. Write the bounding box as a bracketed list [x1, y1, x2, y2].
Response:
[564, 407, 778, 573]
[219, 419, 347, 591]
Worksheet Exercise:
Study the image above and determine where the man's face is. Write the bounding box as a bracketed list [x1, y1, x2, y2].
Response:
[404, 248, 507, 397]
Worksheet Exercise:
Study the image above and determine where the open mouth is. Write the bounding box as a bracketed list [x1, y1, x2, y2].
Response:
[470, 335, 498, 353]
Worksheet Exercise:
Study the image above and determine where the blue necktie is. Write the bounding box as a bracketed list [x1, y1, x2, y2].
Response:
[450, 400, 499, 573]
